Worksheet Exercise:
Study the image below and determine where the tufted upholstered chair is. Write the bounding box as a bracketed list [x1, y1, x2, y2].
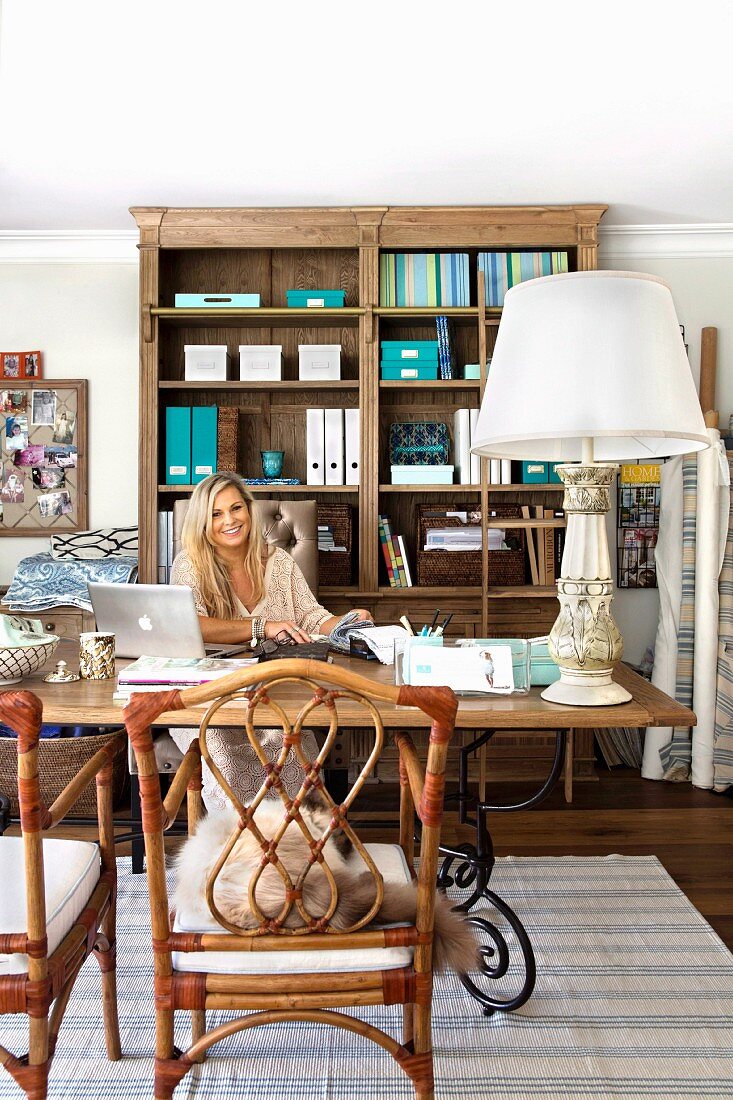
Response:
[172, 497, 319, 594]
[0, 693, 123, 1098]
[125, 660, 458, 1100]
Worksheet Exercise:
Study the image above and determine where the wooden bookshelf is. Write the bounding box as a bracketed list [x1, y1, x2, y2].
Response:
[131, 203, 606, 639]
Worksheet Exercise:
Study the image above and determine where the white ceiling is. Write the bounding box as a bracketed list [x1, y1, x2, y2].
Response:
[2, 0, 733, 231]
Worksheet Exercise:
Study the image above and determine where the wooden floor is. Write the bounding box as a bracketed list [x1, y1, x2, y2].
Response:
[25, 766, 733, 951]
[444, 769, 733, 950]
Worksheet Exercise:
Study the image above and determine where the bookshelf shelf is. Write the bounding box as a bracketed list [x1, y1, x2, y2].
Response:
[157, 484, 359, 495]
[375, 584, 558, 599]
[152, 307, 364, 326]
[379, 380, 481, 391]
[380, 484, 481, 493]
[159, 380, 360, 391]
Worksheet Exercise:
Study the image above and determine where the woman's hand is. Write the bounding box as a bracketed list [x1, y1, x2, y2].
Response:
[264, 619, 311, 644]
[351, 608, 373, 623]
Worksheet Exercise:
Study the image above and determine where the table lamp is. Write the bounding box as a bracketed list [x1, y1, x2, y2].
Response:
[471, 271, 708, 706]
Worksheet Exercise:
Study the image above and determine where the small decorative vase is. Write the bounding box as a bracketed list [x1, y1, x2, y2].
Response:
[261, 450, 285, 478]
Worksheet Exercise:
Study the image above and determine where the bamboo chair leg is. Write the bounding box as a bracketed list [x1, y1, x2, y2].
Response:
[412, 1003, 434, 1100]
[402, 1002, 414, 1047]
[190, 1010, 206, 1063]
[28, 1015, 50, 1100]
[155, 1007, 177, 1100]
[101, 965, 122, 1062]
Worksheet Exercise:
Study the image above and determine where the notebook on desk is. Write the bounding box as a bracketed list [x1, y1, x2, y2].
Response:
[88, 583, 250, 659]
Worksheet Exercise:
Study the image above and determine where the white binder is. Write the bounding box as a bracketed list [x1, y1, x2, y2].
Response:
[453, 408, 471, 485]
[344, 408, 360, 485]
[501, 459, 512, 484]
[306, 408, 325, 485]
[469, 408, 481, 484]
[490, 459, 501, 485]
[324, 408, 345, 485]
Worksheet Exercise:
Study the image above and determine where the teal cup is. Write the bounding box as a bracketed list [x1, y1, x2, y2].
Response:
[261, 450, 284, 478]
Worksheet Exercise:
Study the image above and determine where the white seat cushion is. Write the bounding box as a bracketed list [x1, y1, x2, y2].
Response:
[0, 838, 100, 975]
[173, 842, 414, 974]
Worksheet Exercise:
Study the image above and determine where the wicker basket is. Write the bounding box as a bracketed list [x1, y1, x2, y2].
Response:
[217, 406, 239, 472]
[317, 504, 353, 587]
[416, 504, 526, 587]
[0, 730, 127, 818]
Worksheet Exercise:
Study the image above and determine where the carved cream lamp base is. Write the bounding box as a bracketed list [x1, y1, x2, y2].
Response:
[541, 669, 632, 706]
[541, 458, 632, 708]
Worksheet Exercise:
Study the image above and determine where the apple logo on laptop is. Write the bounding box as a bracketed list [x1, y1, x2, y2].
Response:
[138, 615, 153, 632]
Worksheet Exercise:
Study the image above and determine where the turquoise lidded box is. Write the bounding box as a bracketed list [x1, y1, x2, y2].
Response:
[175, 293, 261, 308]
[380, 363, 439, 381]
[381, 340, 439, 362]
[286, 289, 346, 308]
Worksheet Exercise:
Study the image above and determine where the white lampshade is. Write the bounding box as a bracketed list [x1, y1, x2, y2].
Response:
[471, 270, 709, 462]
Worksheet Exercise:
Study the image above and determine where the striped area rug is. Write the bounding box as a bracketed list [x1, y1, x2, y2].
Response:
[2, 855, 732, 1099]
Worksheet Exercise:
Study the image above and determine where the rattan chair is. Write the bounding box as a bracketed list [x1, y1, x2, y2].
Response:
[124, 659, 458, 1100]
[0, 692, 123, 1099]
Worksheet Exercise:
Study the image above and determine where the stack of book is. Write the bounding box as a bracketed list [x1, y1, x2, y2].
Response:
[453, 408, 481, 484]
[435, 316, 454, 379]
[114, 655, 258, 705]
[318, 524, 347, 553]
[520, 505, 565, 586]
[478, 251, 569, 308]
[380, 253, 470, 307]
[378, 515, 412, 587]
[157, 509, 173, 582]
[424, 526, 503, 552]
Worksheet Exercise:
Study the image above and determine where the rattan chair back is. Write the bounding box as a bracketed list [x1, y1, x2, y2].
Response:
[0, 691, 123, 1099]
[124, 659, 457, 1100]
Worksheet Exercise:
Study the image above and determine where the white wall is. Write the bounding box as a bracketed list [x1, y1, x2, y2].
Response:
[1, 239, 731, 666]
[598, 247, 733, 664]
[0, 263, 139, 581]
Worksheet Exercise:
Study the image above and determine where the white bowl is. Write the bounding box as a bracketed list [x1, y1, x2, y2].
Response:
[0, 636, 59, 685]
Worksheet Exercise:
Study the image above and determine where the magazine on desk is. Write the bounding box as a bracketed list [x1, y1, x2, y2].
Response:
[114, 655, 259, 704]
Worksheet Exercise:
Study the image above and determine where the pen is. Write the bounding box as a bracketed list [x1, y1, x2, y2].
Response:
[428, 609, 441, 635]
[433, 613, 453, 638]
[420, 626, 429, 636]
[399, 615, 415, 636]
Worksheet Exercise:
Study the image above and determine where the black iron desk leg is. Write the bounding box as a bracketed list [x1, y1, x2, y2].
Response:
[439, 728, 568, 1016]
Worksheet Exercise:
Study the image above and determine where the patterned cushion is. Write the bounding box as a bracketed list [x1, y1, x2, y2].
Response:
[51, 527, 139, 560]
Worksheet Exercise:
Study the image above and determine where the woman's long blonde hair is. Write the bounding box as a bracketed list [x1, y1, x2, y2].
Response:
[181, 473, 266, 619]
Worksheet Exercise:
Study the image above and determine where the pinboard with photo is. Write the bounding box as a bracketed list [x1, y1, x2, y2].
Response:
[0, 379, 87, 535]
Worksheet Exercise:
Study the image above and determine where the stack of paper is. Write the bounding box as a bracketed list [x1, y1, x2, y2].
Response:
[115, 655, 258, 703]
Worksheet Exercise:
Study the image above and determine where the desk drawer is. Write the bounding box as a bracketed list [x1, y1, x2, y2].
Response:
[0, 606, 92, 642]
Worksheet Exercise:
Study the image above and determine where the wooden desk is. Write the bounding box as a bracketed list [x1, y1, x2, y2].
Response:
[13, 641, 695, 1016]
[25, 641, 693, 733]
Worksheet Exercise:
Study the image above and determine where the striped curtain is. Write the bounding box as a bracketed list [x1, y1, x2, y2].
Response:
[658, 457, 698, 780]
[713, 453, 733, 791]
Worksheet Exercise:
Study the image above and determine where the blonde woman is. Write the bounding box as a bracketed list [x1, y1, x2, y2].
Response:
[170, 472, 372, 809]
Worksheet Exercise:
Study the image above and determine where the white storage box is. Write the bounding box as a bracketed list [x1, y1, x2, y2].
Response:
[239, 345, 283, 381]
[184, 345, 230, 382]
[298, 344, 341, 381]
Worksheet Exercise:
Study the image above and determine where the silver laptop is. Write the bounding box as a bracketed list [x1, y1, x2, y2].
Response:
[88, 583, 250, 659]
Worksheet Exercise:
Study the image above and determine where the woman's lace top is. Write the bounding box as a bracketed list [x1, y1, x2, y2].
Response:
[171, 547, 332, 634]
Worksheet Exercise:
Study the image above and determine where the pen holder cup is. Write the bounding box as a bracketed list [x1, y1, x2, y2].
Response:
[394, 635, 443, 686]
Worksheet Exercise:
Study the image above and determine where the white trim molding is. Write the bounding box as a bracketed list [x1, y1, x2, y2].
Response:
[599, 223, 733, 260]
[0, 231, 138, 263]
[1, 223, 733, 263]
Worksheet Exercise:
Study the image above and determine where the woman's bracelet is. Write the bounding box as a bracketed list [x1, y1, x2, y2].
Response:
[250, 617, 266, 649]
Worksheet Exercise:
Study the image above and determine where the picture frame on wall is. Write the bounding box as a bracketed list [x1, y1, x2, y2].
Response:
[1, 350, 43, 380]
[0, 378, 87, 535]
